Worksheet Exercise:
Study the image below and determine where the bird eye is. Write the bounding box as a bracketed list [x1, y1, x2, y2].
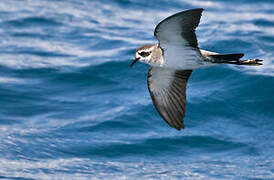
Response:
[138, 51, 151, 57]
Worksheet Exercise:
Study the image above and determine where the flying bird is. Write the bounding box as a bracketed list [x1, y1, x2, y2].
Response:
[130, 8, 263, 130]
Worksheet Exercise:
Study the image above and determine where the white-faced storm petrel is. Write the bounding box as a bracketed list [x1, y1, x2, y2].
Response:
[131, 8, 263, 130]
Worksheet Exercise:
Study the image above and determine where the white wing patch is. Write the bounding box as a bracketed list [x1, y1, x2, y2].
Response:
[149, 67, 174, 93]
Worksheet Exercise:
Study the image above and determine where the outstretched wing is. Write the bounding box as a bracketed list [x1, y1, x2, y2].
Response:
[154, 8, 204, 69]
[147, 67, 192, 130]
[154, 8, 203, 48]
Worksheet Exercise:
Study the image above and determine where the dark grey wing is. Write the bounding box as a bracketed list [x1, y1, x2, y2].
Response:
[147, 67, 192, 130]
[154, 8, 203, 48]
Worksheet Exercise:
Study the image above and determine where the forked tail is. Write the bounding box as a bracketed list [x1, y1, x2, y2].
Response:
[208, 53, 263, 66]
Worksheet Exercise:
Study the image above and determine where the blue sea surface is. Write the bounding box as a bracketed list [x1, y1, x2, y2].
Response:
[0, 0, 273, 179]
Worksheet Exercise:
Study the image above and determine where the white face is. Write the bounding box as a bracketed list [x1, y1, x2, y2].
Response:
[131, 45, 158, 67]
[135, 49, 153, 64]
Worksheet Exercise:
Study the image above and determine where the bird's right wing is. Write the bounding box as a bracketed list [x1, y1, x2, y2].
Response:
[147, 67, 192, 130]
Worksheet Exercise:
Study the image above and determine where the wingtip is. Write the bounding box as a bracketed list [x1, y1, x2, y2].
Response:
[185, 8, 204, 13]
[199, 8, 204, 14]
[193, 8, 204, 12]
[175, 124, 185, 131]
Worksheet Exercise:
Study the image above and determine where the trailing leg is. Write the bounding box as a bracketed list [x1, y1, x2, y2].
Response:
[205, 53, 263, 66]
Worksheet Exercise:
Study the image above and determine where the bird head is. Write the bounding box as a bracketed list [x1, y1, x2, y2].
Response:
[131, 44, 159, 67]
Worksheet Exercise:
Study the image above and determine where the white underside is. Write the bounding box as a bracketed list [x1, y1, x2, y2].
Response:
[149, 49, 220, 92]
[159, 45, 213, 70]
[149, 67, 174, 93]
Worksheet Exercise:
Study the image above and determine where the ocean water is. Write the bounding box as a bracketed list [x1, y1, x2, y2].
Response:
[0, 0, 273, 179]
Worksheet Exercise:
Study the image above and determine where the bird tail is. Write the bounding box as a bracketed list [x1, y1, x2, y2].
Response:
[209, 53, 263, 66]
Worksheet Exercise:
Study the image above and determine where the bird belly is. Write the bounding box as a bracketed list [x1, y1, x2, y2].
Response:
[161, 46, 214, 70]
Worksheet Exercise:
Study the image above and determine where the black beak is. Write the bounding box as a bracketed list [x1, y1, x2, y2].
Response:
[130, 57, 140, 67]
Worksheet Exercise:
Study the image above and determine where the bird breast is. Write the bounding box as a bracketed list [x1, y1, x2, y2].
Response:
[149, 47, 164, 66]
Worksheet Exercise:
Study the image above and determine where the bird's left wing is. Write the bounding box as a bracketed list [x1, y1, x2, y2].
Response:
[154, 9, 204, 68]
[154, 8, 203, 48]
[147, 67, 192, 130]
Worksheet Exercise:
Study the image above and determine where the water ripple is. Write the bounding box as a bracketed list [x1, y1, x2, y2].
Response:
[0, 0, 273, 179]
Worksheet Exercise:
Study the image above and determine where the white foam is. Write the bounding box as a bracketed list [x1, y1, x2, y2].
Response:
[0, 0, 272, 77]
[0, 1, 161, 69]
[184, 0, 222, 8]
[0, 77, 25, 84]
[0, 157, 272, 179]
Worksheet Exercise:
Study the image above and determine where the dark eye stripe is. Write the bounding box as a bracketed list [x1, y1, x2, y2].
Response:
[139, 51, 151, 57]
